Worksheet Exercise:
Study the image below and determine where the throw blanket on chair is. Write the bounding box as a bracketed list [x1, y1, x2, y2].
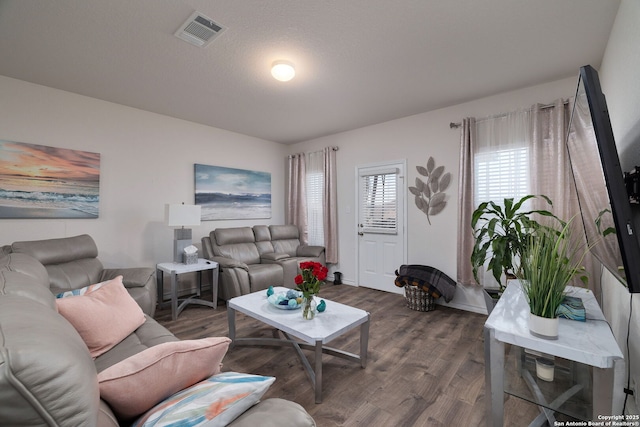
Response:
[394, 265, 457, 302]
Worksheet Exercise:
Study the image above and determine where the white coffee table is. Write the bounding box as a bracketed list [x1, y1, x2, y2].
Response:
[227, 287, 371, 403]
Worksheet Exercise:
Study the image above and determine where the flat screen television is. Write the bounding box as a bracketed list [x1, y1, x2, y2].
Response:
[566, 64, 640, 294]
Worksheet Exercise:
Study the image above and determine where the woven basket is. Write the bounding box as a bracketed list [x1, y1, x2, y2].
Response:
[404, 285, 435, 312]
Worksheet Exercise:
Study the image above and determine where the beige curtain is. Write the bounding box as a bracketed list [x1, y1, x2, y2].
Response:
[530, 99, 601, 296]
[287, 153, 308, 244]
[323, 147, 338, 263]
[456, 118, 477, 286]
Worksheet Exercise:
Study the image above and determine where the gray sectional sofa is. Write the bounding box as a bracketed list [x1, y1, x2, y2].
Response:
[0, 235, 315, 427]
[202, 225, 325, 300]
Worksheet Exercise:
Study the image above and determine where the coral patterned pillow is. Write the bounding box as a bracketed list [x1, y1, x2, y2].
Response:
[133, 372, 275, 427]
[55, 279, 110, 298]
[98, 337, 231, 419]
[55, 275, 145, 358]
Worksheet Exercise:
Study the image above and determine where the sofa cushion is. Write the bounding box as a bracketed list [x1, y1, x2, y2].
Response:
[94, 316, 179, 373]
[248, 264, 283, 291]
[56, 276, 146, 358]
[98, 337, 231, 419]
[0, 253, 55, 309]
[0, 295, 100, 426]
[252, 225, 271, 242]
[132, 372, 275, 427]
[11, 233, 99, 265]
[213, 227, 255, 246]
[12, 234, 104, 293]
[231, 398, 317, 427]
[269, 225, 302, 257]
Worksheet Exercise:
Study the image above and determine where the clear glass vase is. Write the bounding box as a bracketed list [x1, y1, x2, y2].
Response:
[302, 296, 317, 320]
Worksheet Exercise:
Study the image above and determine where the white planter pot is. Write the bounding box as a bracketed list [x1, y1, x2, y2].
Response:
[529, 313, 559, 340]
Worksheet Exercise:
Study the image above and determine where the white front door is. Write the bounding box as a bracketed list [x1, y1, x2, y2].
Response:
[356, 161, 406, 294]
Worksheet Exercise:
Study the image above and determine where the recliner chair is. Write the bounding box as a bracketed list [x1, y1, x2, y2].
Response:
[8, 234, 157, 316]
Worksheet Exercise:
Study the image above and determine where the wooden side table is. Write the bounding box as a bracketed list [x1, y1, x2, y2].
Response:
[156, 259, 219, 320]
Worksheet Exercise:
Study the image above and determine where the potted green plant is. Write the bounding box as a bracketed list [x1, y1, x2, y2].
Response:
[470, 195, 559, 313]
[518, 218, 591, 339]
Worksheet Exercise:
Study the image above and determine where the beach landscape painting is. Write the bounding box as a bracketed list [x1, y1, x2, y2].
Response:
[195, 164, 271, 220]
[0, 140, 100, 219]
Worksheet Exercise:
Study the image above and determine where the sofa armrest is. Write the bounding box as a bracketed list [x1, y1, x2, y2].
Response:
[208, 256, 249, 272]
[261, 252, 291, 262]
[101, 268, 156, 317]
[102, 267, 154, 289]
[296, 245, 325, 258]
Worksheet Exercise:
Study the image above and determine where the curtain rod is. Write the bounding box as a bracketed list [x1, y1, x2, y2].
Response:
[449, 99, 569, 129]
[287, 146, 339, 158]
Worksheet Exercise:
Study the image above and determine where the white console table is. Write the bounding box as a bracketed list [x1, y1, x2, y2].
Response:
[484, 282, 624, 426]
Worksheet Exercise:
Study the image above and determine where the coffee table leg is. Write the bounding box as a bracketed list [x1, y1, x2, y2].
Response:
[227, 307, 236, 348]
[315, 340, 322, 403]
[360, 314, 370, 368]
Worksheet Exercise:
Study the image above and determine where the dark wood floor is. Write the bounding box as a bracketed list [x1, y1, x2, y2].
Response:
[155, 284, 568, 426]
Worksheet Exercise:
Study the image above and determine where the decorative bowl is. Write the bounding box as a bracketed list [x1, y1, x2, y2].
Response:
[267, 290, 303, 310]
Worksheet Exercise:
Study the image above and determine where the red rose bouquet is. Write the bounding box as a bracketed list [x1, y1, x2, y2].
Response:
[294, 261, 328, 298]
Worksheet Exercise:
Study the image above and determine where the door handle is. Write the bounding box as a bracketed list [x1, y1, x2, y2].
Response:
[358, 232, 364, 236]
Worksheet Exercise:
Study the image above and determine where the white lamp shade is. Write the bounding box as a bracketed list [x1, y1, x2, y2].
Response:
[165, 204, 201, 227]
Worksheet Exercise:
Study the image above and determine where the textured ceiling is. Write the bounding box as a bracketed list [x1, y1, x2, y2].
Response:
[0, 0, 621, 144]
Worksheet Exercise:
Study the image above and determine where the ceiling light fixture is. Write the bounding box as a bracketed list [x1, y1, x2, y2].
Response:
[271, 60, 295, 82]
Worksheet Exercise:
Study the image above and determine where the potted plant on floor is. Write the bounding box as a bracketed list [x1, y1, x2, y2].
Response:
[518, 218, 592, 339]
[470, 195, 559, 314]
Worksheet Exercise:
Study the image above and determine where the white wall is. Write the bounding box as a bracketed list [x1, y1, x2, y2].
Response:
[289, 76, 577, 313]
[599, 0, 640, 414]
[0, 76, 287, 268]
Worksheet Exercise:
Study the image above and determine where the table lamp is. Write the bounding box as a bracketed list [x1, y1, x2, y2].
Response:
[165, 203, 201, 263]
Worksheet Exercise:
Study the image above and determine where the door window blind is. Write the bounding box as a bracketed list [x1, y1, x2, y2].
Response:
[360, 170, 398, 234]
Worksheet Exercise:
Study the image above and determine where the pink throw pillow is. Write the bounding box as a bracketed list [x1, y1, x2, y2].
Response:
[97, 337, 231, 419]
[56, 276, 146, 358]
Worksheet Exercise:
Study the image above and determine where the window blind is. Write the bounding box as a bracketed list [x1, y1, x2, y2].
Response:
[360, 171, 398, 234]
[475, 146, 529, 204]
[306, 152, 325, 246]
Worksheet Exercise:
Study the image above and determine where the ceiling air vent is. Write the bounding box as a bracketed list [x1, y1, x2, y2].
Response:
[174, 12, 226, 48]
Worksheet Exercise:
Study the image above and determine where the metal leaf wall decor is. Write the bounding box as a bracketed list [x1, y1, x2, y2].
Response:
[409, 157, 451, 225]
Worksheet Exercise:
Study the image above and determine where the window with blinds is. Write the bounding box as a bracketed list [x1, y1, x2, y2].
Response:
[360, 171, 398, 234]
[474, 146, 529, 205]
[306, 170, 324, 246]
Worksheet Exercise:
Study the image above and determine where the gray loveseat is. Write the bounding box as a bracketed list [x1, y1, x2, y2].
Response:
[0, 235, 315, 427]
[202, 225, 325, 300]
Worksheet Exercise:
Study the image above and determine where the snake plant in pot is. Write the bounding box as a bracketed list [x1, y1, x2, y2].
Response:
[470, 195, 559, 309]
[518, 218, 592, 339]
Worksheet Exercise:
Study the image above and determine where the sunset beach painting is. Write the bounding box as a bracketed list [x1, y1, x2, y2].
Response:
[0, 140, 100, 218]
[195, 164, 271, 220]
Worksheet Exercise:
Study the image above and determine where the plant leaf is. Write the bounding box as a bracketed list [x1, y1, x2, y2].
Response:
[439, 172, 451, 191]
[431, 165, 444, 180]
[430, 178, 439, 193]
[415, 178, 424, 192]
[415, 196, 424, 210]
[430, 192, 445, 206]
[416, 166, 429, 176]
[423, 185, 431, 198]
[427, 157, 435, 173]
[429, 200, 446, 216]
[408, 186, 421, 196]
